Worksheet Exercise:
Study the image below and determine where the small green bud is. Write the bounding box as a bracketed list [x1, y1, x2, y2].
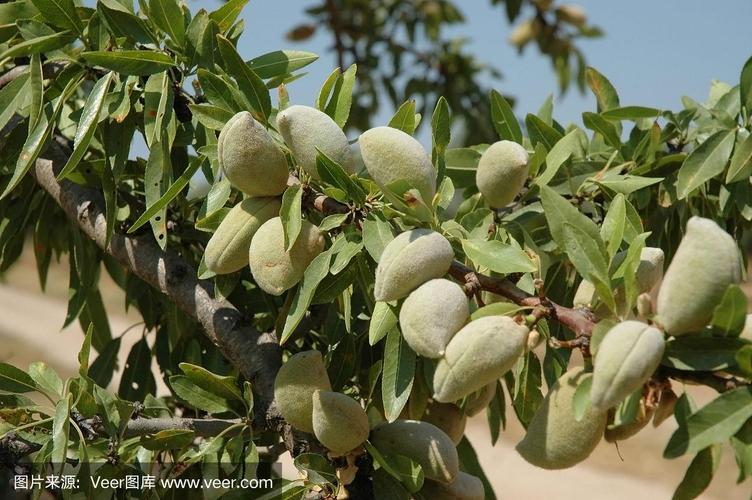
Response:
[419, 472, 485, 500]
[464, 382, 497, 417]
[422, 401, 466, 445]
[370, 419, 459, 483]
[358, 126, 436, 203]
[273, 351, 332, 433]
[590, 321, 664, 411]
[248, 217, 325, 296]
[475, 140, 529, 208]
[204, 197, 281, 274]
[399, 279, 469, 358]
[656, 217, 741, 335]
[374, 229, 454, 302]
[276, 105, 355, 179]
[433, 316, 528, 403]
[312, 391, 369, 454]
[516, 368, 607, 469]
[218, 112, 289, 196]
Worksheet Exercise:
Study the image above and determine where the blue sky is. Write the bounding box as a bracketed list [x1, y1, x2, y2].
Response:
[205, 0, 752, 136]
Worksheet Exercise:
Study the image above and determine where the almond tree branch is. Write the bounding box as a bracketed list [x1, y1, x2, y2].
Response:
[31, 150, 282, 430]
[122, 417, 242, 438]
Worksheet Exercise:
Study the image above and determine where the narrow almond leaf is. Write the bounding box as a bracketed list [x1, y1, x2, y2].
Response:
[31, 0, 82, 35]
[247, 50, 318, 79]
[216, 34, 271, 120]
[388, 100, 417, 134]
[208, 0, 248, 32]
[382, 328, 415, 422]
[677, 129, 735, 199]
[280, 184, 303, 251]
[81, 51, 175, 75]
[0, 363, 37, 393]
[57, 72, 113, 180]
[490, 89, 522, 143]
[585, 66, 620, 112]
[726, 131, 752, 183]
[149, 0, 185, 45]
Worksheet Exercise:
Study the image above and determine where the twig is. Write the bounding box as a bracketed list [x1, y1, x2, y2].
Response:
[122, 418, 243, 438]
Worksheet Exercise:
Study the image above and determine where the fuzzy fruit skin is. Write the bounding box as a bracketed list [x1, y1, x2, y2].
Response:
[374, 229, 454, 302]
[464, 382, 496, 417]
[656, 217, 741, 336]
[204, 197, 281, 274]
[273, 351, 331, 433]
[475, 140, 529, 208]
[312, 391, 369, 454]
[419, 472, 485, 500]
[399, 279, 469, 358]
[516, 368, 607, 470]
[433, 316, 528, 403]
[359, 126, 436, 202]
[370, 420, 459, 483]
[276, 105, 355, 179]
[590, 321, 664, 411]
[636, 247, 664, 295]
[248, 217, 325, 295]
[422, 401, 466, 445]
[605, 401, 654, 443]
[218, 111, 289, 196]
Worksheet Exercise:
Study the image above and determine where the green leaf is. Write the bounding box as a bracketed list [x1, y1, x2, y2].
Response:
[248, 50, 318, 79]
[144, 71, 175, 147]
[537, 128, 585, 186]
[179, 363, 242, 402]
[595, 175, 663, 195]
[144, 140, 171, 248]
[190, 104, 233, 130]
[726, 131, 752, 183]
[710, 285, 748, 336]
[525, 113, 563, 150]
[149, 0, 185, 45]
[471, 302, 527, 320]
[561, 222, 612, 308]
[315, 149, 366, 205]
[81, 50, 175, 75]
[28, 362, 62, 397]
[662, 336, 748, 371]
[51, 395, 71, 470]
[208, 0, 247, 32]
[31, 0, 82, 35]
[280, 250, 333, 344]
[1, 74, 82, 199]
[169, 375, 234, 414]
[293, 453, 337, 486]
[512, 351, 544, 427]
[582, 111, 620, 148]
[378, 454, 424, 493]
[118, 337, 156, 401]
[140, 429, 196, 450]
[382, 328, 415, 422]
[128, 156, 203, 233]
[0, 73, 29, 132]
[77, 323, 93, 378]
[316, 68, 340, 111]
[280, 185, 303, 251]
[0, 363, 37, 393]
[677, 129, 735, 199]
[369, 301, 398, 345]
[539, 185, 606, 255]
[216, 34, 271, 121]
[323, 64, 357, 128]
[672, 446, 721, 500]
[741, 55, 752, 114]
[585, 66, 620, 112]
[664, 387, 752, 458]
[388, 100, 417, 134]
[28, 53, 41, 132]
[600, 193, 626, 258]
[97, 0, 157, 45]
[197, 69, 239, 112]
[57, 72, 114, 180]
[362, 213, 394, 262]
[431, 96, 450, 184]
[89, 337, 121, 388]
[0, 31, 74, 60]
[601, 106, 661, 120]
[444, 147, 482, 189]
[490, 90, 522, 143]
[461, 239, 536, 274]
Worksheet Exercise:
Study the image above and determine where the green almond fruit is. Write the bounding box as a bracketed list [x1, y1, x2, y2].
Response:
[273, 351, 332, 433]
[204, 197, 281, 274]
[370, 419, 459, 483]
[359, 126, 436, 203]
[312, 390, 369, 454]
[464, 382, 497, 417]
[516, 368, 607, 470]
[433, 316, 528, 403]
[590, 320, 664, 411]
[419, 472, 485, 500]
[218, 111, 289, 196]
[248, 217, 325, 296]
[656, 216, 741, 335]
[475, 140, 529, 208]
[374, 229, 454, 302]
[276, 105, 355, 179]
[400, 279, 469, 358]
[422, 401, 466, 445]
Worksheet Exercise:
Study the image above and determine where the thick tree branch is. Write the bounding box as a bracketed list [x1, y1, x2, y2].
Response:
[31, 153, 282, 430]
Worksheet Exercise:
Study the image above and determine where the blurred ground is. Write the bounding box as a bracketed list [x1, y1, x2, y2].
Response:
[0, 249, 750, 499]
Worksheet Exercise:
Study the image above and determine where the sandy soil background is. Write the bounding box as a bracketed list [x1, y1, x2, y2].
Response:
[0, 250, 750, 499]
